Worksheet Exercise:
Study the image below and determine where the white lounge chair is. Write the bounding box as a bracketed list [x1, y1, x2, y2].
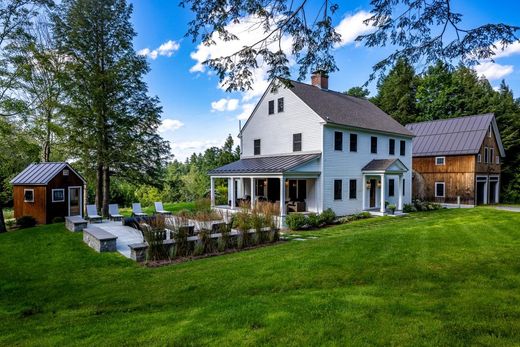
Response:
[108, 204, 124, 221]
[86, 204, 102, 223]
[132, 203, 147, 217]
[154, 202, 171, 215]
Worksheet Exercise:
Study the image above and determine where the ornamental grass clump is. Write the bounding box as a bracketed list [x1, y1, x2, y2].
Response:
[140, 216, 169, 261]
[235, 203, 251, 249]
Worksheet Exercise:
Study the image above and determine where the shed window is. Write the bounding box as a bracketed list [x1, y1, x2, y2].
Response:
[293, 133, 302, 152]
[350, 133, 357, 152]
[334, 180, 342, 200]
[400, 140, 406, 156]
[389, 139, 395, 155]
[435, 157, 445, 165]
[370, 136, 378, 154]
[63, 169, 69, 176]
[254, 139, 261, 155]
[334, 131, 343, 151]
[277, 98, 284, 113]
[52, 189, 65, 202]
[435, 182, 445, 198]
[389, 179, 395, 197]
[268, 100, 275, 115]
[24, 189, 34, 202]
[349, 179, 357, 199]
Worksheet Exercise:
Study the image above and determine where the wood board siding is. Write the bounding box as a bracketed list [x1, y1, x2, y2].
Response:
[46, 172, 84, 223]
[13, 186, 47, 224]
[476, 126, 501, 174]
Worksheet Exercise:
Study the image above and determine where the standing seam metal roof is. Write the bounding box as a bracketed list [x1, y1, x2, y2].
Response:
[405, 114, 495, 157]
[208, 153, 320, 175]
[10, 162, 85, 185]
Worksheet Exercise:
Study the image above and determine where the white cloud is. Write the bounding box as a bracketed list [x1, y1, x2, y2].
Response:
[237, 103, 256, 120]
[335, 11, 376, 48]
[211, 98, 240, 112]
[138, 40, 180, 60]
[158, 119, 184, 133]
[474, 61, 514, 80]
[492, 41, 520, 59]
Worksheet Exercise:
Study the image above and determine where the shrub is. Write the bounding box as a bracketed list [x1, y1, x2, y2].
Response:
[413, 200, 443, 212]
[16, 216, 37, 229]
[134, 185, 162, 207]
[51, 217, 64, 224]
[307, 213, 321, 228]
[320, 208, 336, 225]
[140, 216, 168, 261]
[285, 213, 307, 230]
[387, 204, 397, 214]
[338, 212, 372, 224]
[194, 198, 211, 212]
[173, 225, 190, 257]
[403, 203, 417, 213]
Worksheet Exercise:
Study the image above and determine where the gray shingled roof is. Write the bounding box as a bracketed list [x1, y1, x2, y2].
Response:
[362, 159, 408, 172]
[209, 153, 320, 175]
[405, 114, 496, 157]
[10, 162, 85, 185]
[289, 80, 414, 137]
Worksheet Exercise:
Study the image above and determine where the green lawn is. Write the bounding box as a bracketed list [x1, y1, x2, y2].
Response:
[1, 208, 519, 346]
[118, 201, 196, 217]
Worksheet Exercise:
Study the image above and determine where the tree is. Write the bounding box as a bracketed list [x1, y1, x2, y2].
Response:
[344, 87, 370, 98]
[373, 59, 418, 124]
[181, 0, 519, 90]
[53, 0, 170, 216]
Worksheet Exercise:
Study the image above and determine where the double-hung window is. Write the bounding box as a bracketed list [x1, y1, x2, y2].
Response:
[334, 180, 342, 200]
[349, 179, 357, 199]
[389, 139, 395, 155]
[254, 139, 261, 155]
[293, 133, 302, 152]
[334, 131, 343, 151]
[350, 134, 357, 152]
[268, 100, 275, 115]
[370, 136, 378, 154]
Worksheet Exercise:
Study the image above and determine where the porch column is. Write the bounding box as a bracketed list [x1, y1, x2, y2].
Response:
[361, 174, 366, 210]
[397, 174, 403, 211]
[230, 177, 236, 209]
[280, 177, 286, 217]
[250, 177, 255, 209]
[210, 177, 215, 207]
[380, 174, 385, 213]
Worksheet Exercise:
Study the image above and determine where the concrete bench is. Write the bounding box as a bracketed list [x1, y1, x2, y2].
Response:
[83, 227, 117, 252]
[65, 216, 88, 232]
[128, 242, 148, 262]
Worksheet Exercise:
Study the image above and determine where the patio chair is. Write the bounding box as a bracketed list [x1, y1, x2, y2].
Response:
[108, 204, 124, 222]
[154, 202, 172, 215]
[131, 203, 148, 217]
[86, 204, 102, 223]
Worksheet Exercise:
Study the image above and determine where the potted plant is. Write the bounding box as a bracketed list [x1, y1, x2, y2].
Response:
[387, 204, 397, 215]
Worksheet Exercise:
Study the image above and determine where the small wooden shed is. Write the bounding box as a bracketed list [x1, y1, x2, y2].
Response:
[10, 162, 87, 225]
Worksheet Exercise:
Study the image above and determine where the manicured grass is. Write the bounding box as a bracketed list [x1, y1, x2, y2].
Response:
[118, 201, 196, 217]
[1, 208, 519, 346]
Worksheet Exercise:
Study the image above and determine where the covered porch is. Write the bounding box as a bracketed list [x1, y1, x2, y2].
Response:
[361, 159, 408, 215]
[208, 153, 322, 224]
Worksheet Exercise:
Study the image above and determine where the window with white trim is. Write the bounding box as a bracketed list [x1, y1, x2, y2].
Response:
[435, 156, 445, 165]
[496, 156, 500, 164]
[435, 182, 445, 197]
[24, 189, 34, 202]
[254, 139, 261, 155]
[490, 148, 494, 164]
[268, 100, 274, 115]
[277, 97, 284, 113]
[334, 180, 342, 200]
[484, 147, 489, 163]
[349, 179, 357, 199]
[477, 154, 481, 163]
[52, 189, 65, 202]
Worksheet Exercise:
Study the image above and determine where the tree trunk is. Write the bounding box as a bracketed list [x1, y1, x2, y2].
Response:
[0, 201, 7, 233]
[42, 111, 51, 162]
[102, 165, 110, 217]
[95, 163, 103, 213]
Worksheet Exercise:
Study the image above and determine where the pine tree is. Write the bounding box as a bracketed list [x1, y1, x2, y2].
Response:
[373, 59, 418, 124]
[53, 0, 170, 216]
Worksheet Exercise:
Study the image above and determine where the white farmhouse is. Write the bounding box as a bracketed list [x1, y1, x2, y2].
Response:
[209, 72, 414, 223]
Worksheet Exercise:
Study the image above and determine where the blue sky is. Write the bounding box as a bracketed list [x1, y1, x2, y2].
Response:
[129, 0, 520, 161]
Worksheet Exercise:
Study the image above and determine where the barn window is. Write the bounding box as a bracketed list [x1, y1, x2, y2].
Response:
[490, 148, 495, 163]
[24, 189, 34, 203]
[484, 147, 489, 163]
[477, 154, 481, 163]
[435, 157, 445, 165]
[496, 156, 500, 164]
[435, 182, 445, 198]
[52, 189, 65, 202]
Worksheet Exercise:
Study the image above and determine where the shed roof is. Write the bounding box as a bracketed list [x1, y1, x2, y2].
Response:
[10, 162, 86, 185]
[405, 114, 505, 157]
[209, 153, 320, 175]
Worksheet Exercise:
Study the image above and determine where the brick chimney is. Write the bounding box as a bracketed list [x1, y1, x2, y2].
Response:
[311, 70, 329, 89]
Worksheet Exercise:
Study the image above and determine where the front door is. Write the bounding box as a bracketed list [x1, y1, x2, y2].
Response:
[369, 179, 376, 208]
[68, 187, 82, 217]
